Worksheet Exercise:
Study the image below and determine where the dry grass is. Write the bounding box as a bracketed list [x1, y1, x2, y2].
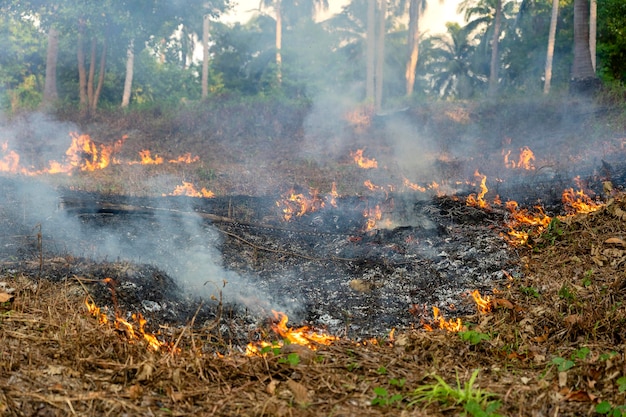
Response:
[1, 195, 625, 416]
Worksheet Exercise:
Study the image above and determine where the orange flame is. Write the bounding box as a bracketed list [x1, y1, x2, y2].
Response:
[423, 306, 463, 332]
[132, 150, 164, 165]
[466, 170, 489, 209]
[277, 189, 325, 221]
[246, 310, 338, 355]
[503, 146, 535, 170]
[471, 290, 492, 314]
[168, 153, 200, 164]
[351, 149, 378, 169]
[329, 182, 339, 208]
[562, 187, 602, 214]
[363, 205, 382, 231]
[166, 181, 215, 198]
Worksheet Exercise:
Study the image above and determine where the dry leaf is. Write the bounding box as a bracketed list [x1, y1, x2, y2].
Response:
[565, 390, 596, 402]
[605, 237, 626, 246]
[286, 379, 310, 405]
[128, 384, 143, 400]
[493, 298, 514, 309]
[267, 379, 280, 395]
[135, 361, 154, 382]
[0, 292, 13, 303]
[558, 371, 568, 388]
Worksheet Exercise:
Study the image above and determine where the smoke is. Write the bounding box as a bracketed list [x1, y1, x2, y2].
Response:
[0, 113, 299, 318]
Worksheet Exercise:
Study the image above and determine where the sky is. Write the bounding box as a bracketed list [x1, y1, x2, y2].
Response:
[220, 0, 465, 35]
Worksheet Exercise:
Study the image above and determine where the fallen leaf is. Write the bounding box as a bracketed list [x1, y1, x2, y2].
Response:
[286, 379, 310, 405]
[135, 361, 154, 382]
[605, 237, 626, 246]
[267, 379, 280, 395]
[558, 371, 568, 387]
[494, 298, 514, 309]
[0, 292, 13, 303]
[565, 390, 596, 402]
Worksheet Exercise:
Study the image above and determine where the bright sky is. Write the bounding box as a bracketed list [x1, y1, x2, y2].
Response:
[220, 0, 464, 35]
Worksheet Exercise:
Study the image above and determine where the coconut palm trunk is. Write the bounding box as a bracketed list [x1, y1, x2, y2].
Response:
[543, 0, 559, 94]
[42, 27, 59, 108]
[571, 0, 598, 93]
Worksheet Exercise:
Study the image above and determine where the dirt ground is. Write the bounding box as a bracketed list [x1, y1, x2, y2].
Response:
[0, 98, 625, 416]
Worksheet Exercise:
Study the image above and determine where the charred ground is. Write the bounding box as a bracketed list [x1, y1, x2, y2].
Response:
[1, 96, 626, 416]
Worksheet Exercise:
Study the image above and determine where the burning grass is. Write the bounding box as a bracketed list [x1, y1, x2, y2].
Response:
[1, 194, 625, 416]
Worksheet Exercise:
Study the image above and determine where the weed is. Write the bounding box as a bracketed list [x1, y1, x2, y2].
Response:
[618, 376, 626, 393]
[371, 386, 403, 407]
[376, 366, 387, 375]
[541, 217, 564, 246]
[390, 378, 406, 388]
[519, 286, 540, 298]
[551, 356, 575, 372]
[346, 362, 360, 371]
[460, 330, 491, 345]
[596, 401, 626, 417]
[581, 270, 593, 287]
[409, 369, 501, 416]
[278, 352, 300, 366]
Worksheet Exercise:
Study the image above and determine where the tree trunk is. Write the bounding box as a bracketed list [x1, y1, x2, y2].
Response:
[275, 0, 282, 84]
[374, 0, 386, 111]
[571, 0, 598, 93]
[366, 0, 376, 103]
[488, 0, 501, 97]
[589, 0, 596, 71]
[91, 37, 106, 112]
[404, 0, 420, 97]
[202, 15, 210, 99]
[543, 0, 559, 94]
[77, 20, 88, 114]
[87, 37, 96, 109]
[42, 27, 59, 108]
[121, 39, 134, 108]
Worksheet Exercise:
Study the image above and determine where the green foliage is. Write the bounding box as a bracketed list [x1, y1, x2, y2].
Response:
[371, 386, 403, 407]
[596, 401, 626, 417]
[519, 286, 540, 298]
[278, 352, 301, 366]
[460, 330, 491, 345]
[597, 0, 626, 83]
[551, 347, 591, 372]
[540, 218, 564, 246]
[409, 370, 501, 416]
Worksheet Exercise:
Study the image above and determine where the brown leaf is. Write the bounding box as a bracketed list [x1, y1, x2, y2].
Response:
[135, 361, 154, 382]
[0, 292, 13, 303]
[563, 314, 582, 326]
[286, 379, 310, 405]
[267, 379, 280, 395]
[605, 237, 626, 246]
[493, 298, 514, 309]
[565, 390, 596, 402]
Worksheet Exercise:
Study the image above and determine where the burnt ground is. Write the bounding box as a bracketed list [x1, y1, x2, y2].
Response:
[0, 97, 626, 416]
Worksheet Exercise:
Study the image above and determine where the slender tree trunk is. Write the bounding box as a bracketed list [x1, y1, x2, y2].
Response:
[42, 27, 59, 108]
[87, 38, 96, 109]
[544, 0, 559, 94]
[589, 0, 596, 70]
[202, 15, 210, 99]
[405, 0, 420, 97]
[275, 0, 282, 84]
[374, 0, 386, 111]
[488, 0, 501, 97]
[121, 39, 134, 108]
[571, 0, 598, 93]
[366, 0, 376, 102]
[77, 20, 88, 114]
[91, 37, 106, 112]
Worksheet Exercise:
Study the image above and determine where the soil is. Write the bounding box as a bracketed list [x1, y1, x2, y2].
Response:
[0, 97, 625, 416]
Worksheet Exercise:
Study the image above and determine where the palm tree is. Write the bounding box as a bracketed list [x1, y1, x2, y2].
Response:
[423, 22, 477, 98]
[571, 0, 598, 93]
[543, 0, 559, 94]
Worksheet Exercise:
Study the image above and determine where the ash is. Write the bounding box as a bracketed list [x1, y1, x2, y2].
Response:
[0, 177, 516, 342]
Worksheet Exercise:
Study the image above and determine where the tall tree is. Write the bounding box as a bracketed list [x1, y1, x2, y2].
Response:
[42, 27, 59, 107]
[487, 0, 501, 96]
[374, 0, 386, 110]
[259, 0, 329, 85]
[404, 0, 425, 96]
[366, 0, 376, 101]
[543, 0, 559, 94]
[571, 0, 598, 93]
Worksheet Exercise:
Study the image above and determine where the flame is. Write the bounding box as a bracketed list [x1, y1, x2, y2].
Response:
[85, 298, 108, 324]
[277, 189, 325, 221]
[403, 178, 426, 192]
[166, 181, 215, 198]
[466, 170, 489, 209]
[247, 310, 338, 355]
[363, 205, 382, 231]
[471, 290, 492, 314]
[562, 186, 602, 214]
[503, 146, 535, 170]
[504, 201, 552, 245]
[132, 150, 164, 165]
[329, 182, 339, 208]
[63, 133, 125, 172]
[168, 153, 200, 164]
[351, 149, 378, 169]
[423, 306, 463, 332]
